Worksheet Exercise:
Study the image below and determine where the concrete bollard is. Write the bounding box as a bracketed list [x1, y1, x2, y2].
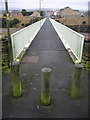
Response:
[10, 62, 22, 97]
[41, 68, 52, 105]
[70, 64, 83, 99]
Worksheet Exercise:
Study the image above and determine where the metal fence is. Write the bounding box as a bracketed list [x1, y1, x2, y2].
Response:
[11, 18, 46, 61]
[50, 18, 84, 63]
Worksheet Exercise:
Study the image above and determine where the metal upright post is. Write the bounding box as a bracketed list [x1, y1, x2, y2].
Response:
[5, 0, 13, 64]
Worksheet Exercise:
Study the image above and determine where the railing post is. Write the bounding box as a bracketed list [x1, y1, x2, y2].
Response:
[70, 64, 83, 99]
[41, 68, 52, 105]
[10, 61, 22, 97]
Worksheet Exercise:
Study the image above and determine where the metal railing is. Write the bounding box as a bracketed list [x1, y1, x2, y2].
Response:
[11, 18, 46, 61]
[50, 18, 84, 63]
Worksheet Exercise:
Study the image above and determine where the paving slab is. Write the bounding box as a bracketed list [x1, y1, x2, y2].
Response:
[2, 18, 88, 118]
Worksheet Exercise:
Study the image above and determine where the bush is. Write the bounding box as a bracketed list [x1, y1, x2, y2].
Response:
[30, 20, 32, 24]
[23, 18, 40, 27]
[33, 18, 39, 23]
[82, 21, 86, 25]
[1, 18, 21, 28]
[21, 9, 33, 16]
[2, 18, 7, 28]
[25, 23, 30, 27]
[28, 12, 33, 16]
[55, 20, 60, 23]
[9, 18, 21, 27]
[22, 23, 25, 27]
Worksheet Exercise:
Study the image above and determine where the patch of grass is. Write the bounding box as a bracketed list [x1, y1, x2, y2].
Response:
[2, 68, 11, 73]
[82, 56, 90, 70]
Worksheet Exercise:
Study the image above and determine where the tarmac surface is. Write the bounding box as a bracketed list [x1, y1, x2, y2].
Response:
[2, 18, 88, 118]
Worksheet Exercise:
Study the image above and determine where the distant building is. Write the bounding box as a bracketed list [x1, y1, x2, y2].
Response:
[59, 7, 81, 18]
[10, 10, 23, 17]
[1, 10, 23, 17]
[54, 10, 61, 18]
[31, 11, 41, 17]
[45, 11, 54, 17]
[17, 12, 23, 17]
[0, 13, 3, 18]
[1, 10, 6, 17]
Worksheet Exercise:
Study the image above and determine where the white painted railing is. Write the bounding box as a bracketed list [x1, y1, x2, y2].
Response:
[11, 18, 46, 61]
[50, 18, 84, 63]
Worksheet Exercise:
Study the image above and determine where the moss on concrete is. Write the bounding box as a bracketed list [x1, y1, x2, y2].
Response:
[41, 92, 51, 105]
[70, 64, 82, 99]
[11, 62, 22, 97]
[70, 85, 80, 99]
[12, 83, 22, 97]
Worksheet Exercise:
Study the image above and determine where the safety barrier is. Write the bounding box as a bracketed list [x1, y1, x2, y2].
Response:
[49, 18, 84, 63]
[11, 18, 46, 61]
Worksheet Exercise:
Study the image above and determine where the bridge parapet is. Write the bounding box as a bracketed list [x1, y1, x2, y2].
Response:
[50, 18, 84, 64]
[11, 18, 46, 61]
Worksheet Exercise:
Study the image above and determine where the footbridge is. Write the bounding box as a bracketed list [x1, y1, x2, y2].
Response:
[2, 18, 88, 118]
[11, 18, 84, 64]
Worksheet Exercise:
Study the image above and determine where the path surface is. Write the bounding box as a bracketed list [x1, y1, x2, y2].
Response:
[2, 18, 88, 118]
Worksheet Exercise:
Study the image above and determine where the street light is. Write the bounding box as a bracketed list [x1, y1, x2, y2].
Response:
[5, 0, 13, 64]
[39, 0, 41, 27]
[39, 0, 43, 27]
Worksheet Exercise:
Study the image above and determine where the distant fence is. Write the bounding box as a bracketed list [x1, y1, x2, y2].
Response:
[11, 18, 46, 61]
[50, 18, 84, 63]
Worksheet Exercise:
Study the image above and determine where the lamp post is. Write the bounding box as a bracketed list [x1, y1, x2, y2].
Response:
[5, 0, 22, 97]
[39, 0, 43, 27]
[39, 0, 41, 27]
[5, 0, 13, 64]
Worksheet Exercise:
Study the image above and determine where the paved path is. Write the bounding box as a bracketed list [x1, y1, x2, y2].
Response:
[2, 18, 88, 118]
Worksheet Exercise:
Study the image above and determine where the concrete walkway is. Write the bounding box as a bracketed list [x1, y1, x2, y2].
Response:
[2, 18, 88, 118]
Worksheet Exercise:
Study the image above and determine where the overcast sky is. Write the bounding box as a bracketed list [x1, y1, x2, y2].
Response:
[1, 0, 89, 11]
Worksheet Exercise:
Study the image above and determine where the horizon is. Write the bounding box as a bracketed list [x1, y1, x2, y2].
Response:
[1, 7, 88, 12]
[1, 0, 89, 12]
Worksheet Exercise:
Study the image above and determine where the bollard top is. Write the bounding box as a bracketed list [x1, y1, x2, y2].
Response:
[42, 68, 52, 73]
[75, 64, 83, 69]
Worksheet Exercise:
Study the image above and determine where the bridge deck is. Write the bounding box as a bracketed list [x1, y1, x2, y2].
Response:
[2, 18, 88, 118]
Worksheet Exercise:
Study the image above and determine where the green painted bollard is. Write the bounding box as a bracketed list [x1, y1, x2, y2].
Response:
[70, 64, 83, 99]
[10, 62, 22, 97]
[41, 68, 52, 105]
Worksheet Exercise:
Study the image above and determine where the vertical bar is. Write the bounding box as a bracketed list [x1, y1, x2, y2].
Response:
[10, 62, 22, 97]
[39, 0, 41, 27]
[0, 1, 2, 117]
[70, 64, 83, 99]
[41, 68, 52, 105]
[5, 0, 13, 64]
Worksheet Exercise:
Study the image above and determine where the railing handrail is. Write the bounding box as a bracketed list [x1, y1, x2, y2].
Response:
[49, 18, 84, 63]
[59, 23, 84, 38]
[11, 18, 46, 61]
[11, 20, 41, 36]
